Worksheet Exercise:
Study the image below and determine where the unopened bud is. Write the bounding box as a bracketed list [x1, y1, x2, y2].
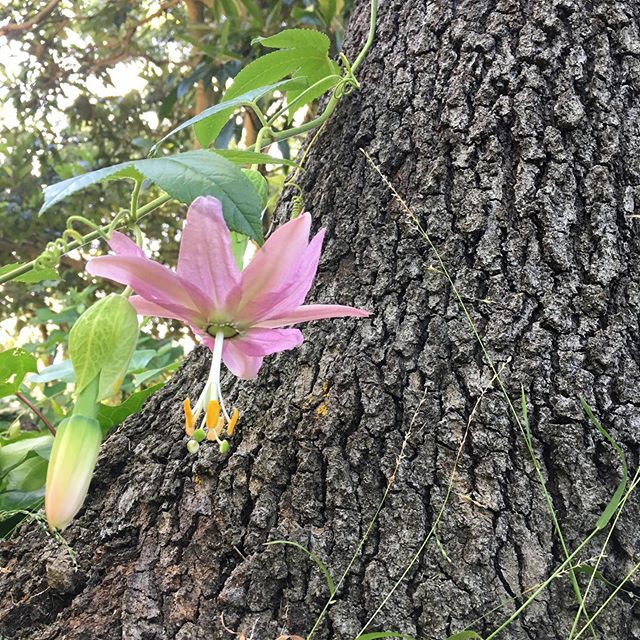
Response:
[45, 415, 102, 531]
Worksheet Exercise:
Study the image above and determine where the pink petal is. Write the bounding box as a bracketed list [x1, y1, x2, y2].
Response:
[227, 213, 312, 314]
[107, 231, 145, 258]
[191, 325, 215, 350]
[222, 340, 263, 379]
[176, 196, 240, 309]
[254, 304, 370, 328]
[129, 295, 203, 326]
[236, 229, 325, 323]
[230, 328, 303, 357]
[87, 255, 211, 320]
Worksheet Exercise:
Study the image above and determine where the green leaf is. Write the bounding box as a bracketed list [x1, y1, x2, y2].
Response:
[97, 383, 163, 437]
[29, 349, 164, 387]
[139, 151, 263, 242]
[356, 634, 419, 640]
[194, 58, 306, 147]
[191, 27, 342, 144]
[5, 454, 48, 492]
[151, 80, 298, 153]
[0, 489, 44, 513]
[214, 149, 298, 167]
[446, 633, 485, 640]
[0, 433, 53, 476]
[251, 28, 341, 122]
[127, 350, 157, 372]
[40, 163, 142, 215]
[265, 539, 336, 597]
[242, 169, 269, 209]
[0, 262, 59, 284]
[230, 231, 249, 270]
[0, 348, 38, 398]
[318, 0, 340, 24]
[28, 360, 75, 385]
[132, 362, 178, 388]
[579, 397, 629, 529]
[39, 151, 265, 242]
[252, 28, 331, 51]
[69, 295, 139, 402]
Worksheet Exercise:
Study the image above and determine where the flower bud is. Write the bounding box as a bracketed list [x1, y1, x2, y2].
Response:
[193, 428, 206, 443]
[45, 415, 102, 531]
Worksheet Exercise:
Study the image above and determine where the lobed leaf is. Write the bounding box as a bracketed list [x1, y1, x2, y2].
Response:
[196, 28, 339, 145]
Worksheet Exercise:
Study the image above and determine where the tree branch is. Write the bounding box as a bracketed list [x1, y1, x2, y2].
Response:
[0, 0, 62, 37]
[15, 392, 56, 436]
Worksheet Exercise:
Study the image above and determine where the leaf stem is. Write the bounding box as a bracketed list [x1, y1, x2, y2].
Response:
[266, 75, 342, 126]
[129, 178, 142, 220]
[15, 392, 56, 436]
[248, 101, 269, 128]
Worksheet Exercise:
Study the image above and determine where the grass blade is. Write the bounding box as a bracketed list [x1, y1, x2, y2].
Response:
[579, 397, 628, 529]
[265, 540, 336, 597]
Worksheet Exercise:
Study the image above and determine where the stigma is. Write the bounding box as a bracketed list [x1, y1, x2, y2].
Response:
[183, 330, 239, 454]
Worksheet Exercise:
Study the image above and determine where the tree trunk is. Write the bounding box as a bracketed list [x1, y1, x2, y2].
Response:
[2, 0, 640, 638]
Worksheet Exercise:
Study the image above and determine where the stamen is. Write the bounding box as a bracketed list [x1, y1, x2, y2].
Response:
[206, 400, 220, 429]
[184, 398, 195, 437]
[227, 408, 239, 436]
[206, 401, 223, 442]
[183, 331, 239, 450]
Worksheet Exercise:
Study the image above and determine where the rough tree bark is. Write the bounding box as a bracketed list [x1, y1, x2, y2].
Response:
[2, 0, 640, 638]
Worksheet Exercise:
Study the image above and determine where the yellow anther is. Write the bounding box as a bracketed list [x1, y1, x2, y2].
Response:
[226, 408, 239, 436]
[183, 398, 195, 437]
[206, 400, 221, 429]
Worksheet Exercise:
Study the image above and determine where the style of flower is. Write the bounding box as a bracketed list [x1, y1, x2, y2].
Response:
[87, 196, 369, 449]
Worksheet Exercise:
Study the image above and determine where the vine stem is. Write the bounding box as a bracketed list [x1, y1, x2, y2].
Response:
[351, 0, 378, 74]
[0, 193, 172, 285]
[15, 392, 56, 436]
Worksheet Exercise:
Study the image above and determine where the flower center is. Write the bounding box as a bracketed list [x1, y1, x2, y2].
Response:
[206, 323, 239, 338]
[183, 330, 239, 454]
